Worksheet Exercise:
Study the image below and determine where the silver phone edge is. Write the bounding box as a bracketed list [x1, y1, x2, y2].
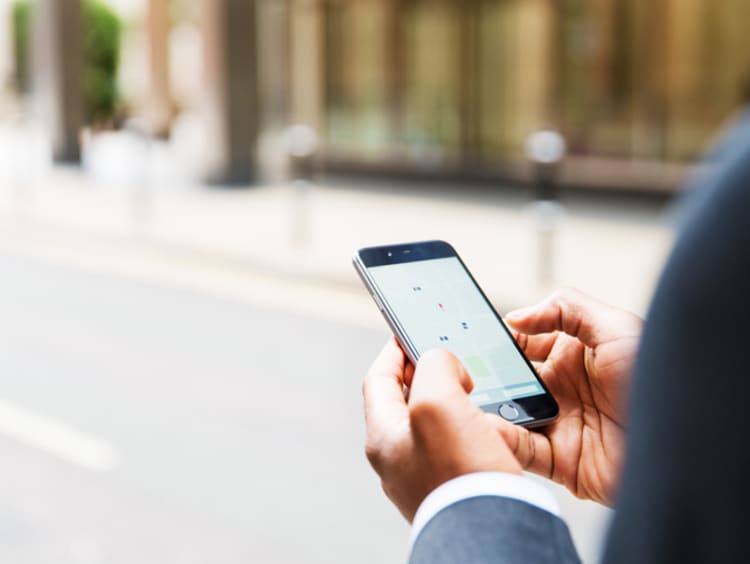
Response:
[351, 253, 420, 366]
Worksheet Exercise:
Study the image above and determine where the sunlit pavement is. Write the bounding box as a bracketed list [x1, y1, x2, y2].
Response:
[0, 159, 677, 563]
[1, 159, 674, 313]
[0, 252, 408, 564]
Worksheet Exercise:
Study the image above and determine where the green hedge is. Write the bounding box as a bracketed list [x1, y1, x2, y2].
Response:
[12, 0, 122, 125]
[12, 0, 30, 93]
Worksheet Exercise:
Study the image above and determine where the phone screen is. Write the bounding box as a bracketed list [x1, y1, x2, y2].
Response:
[367, 255, 545, 405]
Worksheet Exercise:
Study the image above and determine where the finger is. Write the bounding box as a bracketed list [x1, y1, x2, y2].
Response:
[407, 349, 477, 439]
[403, 359, 416, 388]
[485, 413, 553, 478]
[510, 329, 558, 362]
[506, 288, 641, 348]
[363, 338, 410, 438]
[410, 349, 474, 406]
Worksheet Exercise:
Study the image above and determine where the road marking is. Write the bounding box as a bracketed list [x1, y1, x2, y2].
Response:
[0, 398, 119, 471]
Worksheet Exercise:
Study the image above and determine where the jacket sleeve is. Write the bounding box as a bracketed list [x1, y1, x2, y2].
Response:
[601, 113, 750, 564]
[409, 496, 581, 564]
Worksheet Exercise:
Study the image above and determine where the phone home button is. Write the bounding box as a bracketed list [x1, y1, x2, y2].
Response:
[499, 403, 520, 421]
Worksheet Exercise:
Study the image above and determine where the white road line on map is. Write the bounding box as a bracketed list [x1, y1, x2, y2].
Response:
[0, 398, 119, 471]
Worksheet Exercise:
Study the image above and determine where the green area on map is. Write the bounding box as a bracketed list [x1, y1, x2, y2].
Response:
[464, 355, 490, 378]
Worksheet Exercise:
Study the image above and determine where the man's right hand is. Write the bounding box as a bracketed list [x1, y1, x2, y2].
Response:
[499, 289, 642, 507]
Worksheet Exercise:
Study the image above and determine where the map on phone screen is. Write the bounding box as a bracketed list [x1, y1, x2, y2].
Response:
[368, 256, 544, 404]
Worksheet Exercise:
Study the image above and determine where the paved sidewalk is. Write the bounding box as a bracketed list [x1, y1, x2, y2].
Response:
[0, 164, 674, 317]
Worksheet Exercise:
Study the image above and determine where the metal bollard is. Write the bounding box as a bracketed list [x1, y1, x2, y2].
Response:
[7, 117, 47, 214]
[525, 131, 566, 286]
[283, 125, 319, 247]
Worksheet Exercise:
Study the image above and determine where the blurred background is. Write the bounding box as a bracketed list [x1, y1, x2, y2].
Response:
[0, 0, 748, 562]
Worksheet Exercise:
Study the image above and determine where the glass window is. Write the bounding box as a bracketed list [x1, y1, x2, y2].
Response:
[323, 0, 750, 170]
[325, 0, 390, 157]
[400, 0, 462, 159]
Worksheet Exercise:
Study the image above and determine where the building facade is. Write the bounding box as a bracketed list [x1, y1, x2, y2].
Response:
[11, 0, 750, 191]
[300, 0, 750, 190]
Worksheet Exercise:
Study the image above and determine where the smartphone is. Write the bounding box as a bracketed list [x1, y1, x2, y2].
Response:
[353, 240, 558, 427]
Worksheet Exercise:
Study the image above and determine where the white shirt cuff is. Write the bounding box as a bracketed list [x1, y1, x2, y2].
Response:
[409, 472, 561, 550]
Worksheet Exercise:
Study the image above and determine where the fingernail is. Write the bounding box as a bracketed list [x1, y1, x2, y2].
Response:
[506, 306, 532, 320]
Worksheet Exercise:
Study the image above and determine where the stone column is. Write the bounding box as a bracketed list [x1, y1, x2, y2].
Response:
[516, 0, 557, 132]
[289, 0, 323, 132]
[201, 0, 258, 185]
[631, 0, 668, 159]
[383, 0, 403, 143]
[147, 0, 171, 137]
[32, 0, 83, 163]
[459, 0, 479, 159]
[258, 0, 289, 129]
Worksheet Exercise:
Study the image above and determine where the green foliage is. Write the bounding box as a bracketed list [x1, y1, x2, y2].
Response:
[83, 0, 122, 123]
[12, 0, 31, 92]
[12, 0, 123, 125]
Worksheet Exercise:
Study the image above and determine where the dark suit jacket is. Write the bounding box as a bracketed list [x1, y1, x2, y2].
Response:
[411, 113, 750, 563]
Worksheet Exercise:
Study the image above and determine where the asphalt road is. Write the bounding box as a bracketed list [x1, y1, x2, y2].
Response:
[0, 252, 407, 564]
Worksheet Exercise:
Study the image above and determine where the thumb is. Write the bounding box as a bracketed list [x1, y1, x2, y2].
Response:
[409, 349, 474, 406]
[506, 288, 641, 348]
[486, 413, 552, 478]
[408, 349, 475, 433]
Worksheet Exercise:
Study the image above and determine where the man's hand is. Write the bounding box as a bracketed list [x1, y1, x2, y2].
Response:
[363, 338, 522, 522]
[501, 288, 642, 507]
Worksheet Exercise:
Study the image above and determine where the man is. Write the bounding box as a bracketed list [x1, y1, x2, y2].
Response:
[363, 111, 750, 562]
